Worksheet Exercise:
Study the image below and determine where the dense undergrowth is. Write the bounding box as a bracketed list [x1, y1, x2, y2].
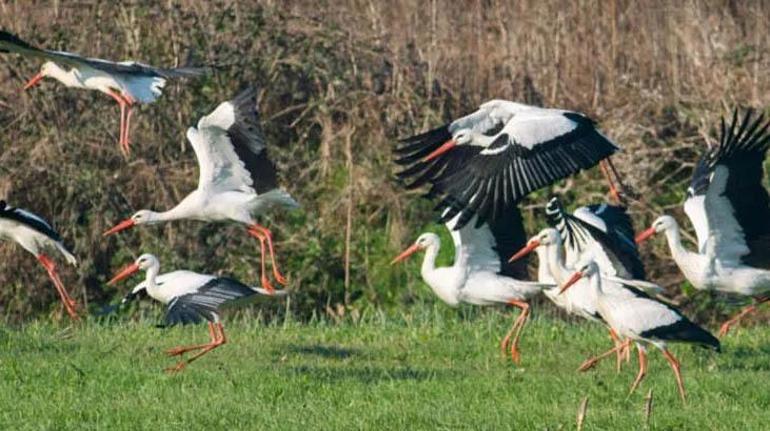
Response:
[0, 1, 769, 323]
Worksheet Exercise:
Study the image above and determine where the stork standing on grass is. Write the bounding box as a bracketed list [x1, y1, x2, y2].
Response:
[636, 109, 770, 337]
[0, 30, 207, 155]
[394, 100, 628, 230]
[108, 253, 286, 372]
[509, 229, 664, 371]
[559, 260, 720, 402]
[103, 87, 299, 292]
[543, 197, 650, 368]
[0, 201, 79, 320]
[391, 205, 552, 364]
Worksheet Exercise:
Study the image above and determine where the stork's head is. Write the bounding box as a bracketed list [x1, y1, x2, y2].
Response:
[509, 228, 560, 263]
[102, 210, 159, 236]
[558, 260, 600, 295]
[452, 128, 474, 146]
[636, 215, 677, 244]
[107, 253, 159, 286]
[23, 61, 58, 90]
[390, 233, 439, 264]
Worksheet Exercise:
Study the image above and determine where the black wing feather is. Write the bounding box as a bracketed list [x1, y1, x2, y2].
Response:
[435, 115, 617, 227]
[689, 109, 770, 266]
[545, 197, 645, 279]
[640, 318, 721, 352]
[163, 278, 257, 327]
[0, 30, 207, 78]
[487, 204, 529, 279]
[226, 87, 279, 194]
[0, 200, 62, 242]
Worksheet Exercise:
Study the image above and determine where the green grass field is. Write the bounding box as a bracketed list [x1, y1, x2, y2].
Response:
[1, 305, 768, 430]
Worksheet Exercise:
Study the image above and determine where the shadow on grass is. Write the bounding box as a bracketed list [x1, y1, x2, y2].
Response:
[286, 344, 359, 359]
[284, 364, 448, 384]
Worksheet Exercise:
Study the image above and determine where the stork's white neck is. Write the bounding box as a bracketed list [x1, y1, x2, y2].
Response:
[420, 241, 440, 278]
[662, 223, 687, 258]
[534, 246, 556, 284]
[46, 63, 84, 88]
[143, 262, 162, 299]
[419, 239, 465, 306]
[545, 240, 570, 284]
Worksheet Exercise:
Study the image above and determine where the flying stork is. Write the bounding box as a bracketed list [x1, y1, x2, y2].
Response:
[0, 200, 79, 320]
[559, 260, 720, 402]
[545, 196, 646, 280]
[103, 87, 299, 292]
[108, 253, 286, 372]
[636, 109, 770, 337]
[391, 205, 551, 364]
[394, 100, 627, 230]
[0, 30, 206, 155]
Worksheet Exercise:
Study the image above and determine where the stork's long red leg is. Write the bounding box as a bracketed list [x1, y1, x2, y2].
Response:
[166, 323, 227, 373]
[605, 157, 633, 197]
[249, 224, 287, 285]
[499, 300, 530, 364]
[599, 160, 622, 204]
[578, 339, 630, 372]
[629, 344, 648, 394]
[247, 228, 276, 293]
[608, 328, 624, 372]
[166, 322, 217, 357]
[661, 348, 687, 403]
[123, 104, 133, 153]
[37, 255, 79, 321]
[105, 89, 129, 155]
[719, 296, 769, 337]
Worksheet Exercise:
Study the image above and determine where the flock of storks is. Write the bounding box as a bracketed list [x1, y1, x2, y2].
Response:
[1, 30, 769, 400]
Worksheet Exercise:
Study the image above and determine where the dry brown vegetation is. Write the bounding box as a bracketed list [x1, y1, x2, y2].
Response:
[0, 0, 768, 322]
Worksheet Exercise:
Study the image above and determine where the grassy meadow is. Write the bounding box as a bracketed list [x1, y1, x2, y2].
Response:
[1, 2, 770, 429]
[1, 307, 769, 430]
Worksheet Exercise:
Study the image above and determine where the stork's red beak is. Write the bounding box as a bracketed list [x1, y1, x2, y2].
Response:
[390, 243, 424, 265]
[423, 139, 457, 162]
[108, 262, 140, 285]
[509, 240, 540, 263]
[635, 227, 657, 244]
[23, 72, 44, 90]
[558, 271, 584, 295]
[103, 219, 136, 237]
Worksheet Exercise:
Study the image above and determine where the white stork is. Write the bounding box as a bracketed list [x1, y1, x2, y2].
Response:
[509, 228, 663, 371]
[103, 87, 299, 292]
[108, 253, 286, 372]
[394, 100, 627, 229]
[636, 109, 770, 337]
[0, 200, 79, 320]
[559, 260, 720, 402]
[0, 30, 206, 154]
[545, 196, 646, 279]
[391, 205, 551, 364]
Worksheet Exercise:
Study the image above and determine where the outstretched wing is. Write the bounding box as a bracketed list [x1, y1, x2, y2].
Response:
[685, 109, 770, 266]
[437, 112, 617, 228]
[187, 87, 279, 195]
[0, 30, 206, 78]
[393, 103, 512, 199]
[546, 197, 645, 279]
[447, 203, 528, 279]
[163, 277, 259, 326]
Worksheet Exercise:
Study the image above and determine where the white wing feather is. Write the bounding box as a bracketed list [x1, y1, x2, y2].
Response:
[703, 165, 751, 262]
[187, 100, 256, 194]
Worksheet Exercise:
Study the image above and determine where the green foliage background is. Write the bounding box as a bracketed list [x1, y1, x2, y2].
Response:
[0, 1, 769, 323]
